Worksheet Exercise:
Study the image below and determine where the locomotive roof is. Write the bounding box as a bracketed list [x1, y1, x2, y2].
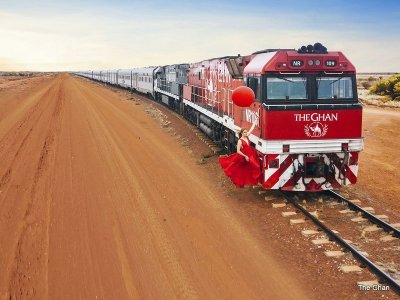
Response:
[244, 50, 356, 74]
[252, 48, 294, 55]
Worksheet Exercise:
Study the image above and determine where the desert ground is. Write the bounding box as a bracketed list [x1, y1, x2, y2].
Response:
[0, 73, 399, 299]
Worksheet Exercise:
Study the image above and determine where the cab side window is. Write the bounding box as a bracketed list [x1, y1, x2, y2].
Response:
[247, 77, 261, 102]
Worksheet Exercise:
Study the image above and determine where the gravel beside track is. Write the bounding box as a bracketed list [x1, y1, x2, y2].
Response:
[281, 191, 400, 295]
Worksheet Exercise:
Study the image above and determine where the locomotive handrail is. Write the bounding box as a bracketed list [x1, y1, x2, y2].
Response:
[278, 71, 301, 75]
[324, 71, 344, 75]
[187, 83, 221, 91]
[262, 102, 362, 110]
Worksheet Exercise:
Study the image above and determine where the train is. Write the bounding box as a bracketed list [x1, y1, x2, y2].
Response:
[74, 42, 364, 192]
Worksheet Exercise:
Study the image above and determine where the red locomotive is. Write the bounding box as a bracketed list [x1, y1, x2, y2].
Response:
[180, 43, 363, 191]
[76, 43, 364, 191]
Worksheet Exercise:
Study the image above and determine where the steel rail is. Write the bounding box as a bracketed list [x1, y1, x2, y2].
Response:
[280, 191, 400, 295]
[326, 190, 400, 238]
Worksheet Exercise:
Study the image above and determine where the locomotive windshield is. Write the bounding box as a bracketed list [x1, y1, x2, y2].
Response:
[263, 74, 357, 103]
[317, 76, 353, 100]
[266, 77, 307, 100]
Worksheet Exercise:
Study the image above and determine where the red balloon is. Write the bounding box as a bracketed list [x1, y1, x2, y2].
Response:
[232, 86, 255, 107]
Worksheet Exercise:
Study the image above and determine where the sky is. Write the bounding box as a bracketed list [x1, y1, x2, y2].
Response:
[0, 0, 399, 72]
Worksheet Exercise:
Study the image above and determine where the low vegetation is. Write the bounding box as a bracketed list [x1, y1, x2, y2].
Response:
[369, 74, 400, 101]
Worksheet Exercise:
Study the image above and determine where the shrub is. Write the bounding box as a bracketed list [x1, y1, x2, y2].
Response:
[368, 76, 375, 82]
[370, 74, 400, 99]
[393, 81, 400, 97]
[370, 79, 388, 95]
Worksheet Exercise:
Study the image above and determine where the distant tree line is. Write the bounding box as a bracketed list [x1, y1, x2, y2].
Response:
[0, 72, 35, 76]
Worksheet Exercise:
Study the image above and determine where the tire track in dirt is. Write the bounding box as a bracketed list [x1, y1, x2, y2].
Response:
[0, 76, 65, 299]
[86, 108, 200, 299]
[0, 79, 57, 193]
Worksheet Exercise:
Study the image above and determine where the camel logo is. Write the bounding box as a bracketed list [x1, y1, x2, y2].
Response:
[304, 122, 328, 137]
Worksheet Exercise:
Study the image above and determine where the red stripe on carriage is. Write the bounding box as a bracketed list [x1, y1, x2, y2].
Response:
[263, 155, 293, 189]
[331, 153, 357, 184]
[331, 153, 348, 180]
[282, 171, 302, 189]
[263, 171, 280, 189]
[351, 152, 358, 161]
[327, 176, 342, 189]
[346, 168, 357, 184]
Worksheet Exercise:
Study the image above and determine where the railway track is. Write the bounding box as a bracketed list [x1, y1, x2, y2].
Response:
[326, 191, 400, 238]
[280, 190, 400, 295]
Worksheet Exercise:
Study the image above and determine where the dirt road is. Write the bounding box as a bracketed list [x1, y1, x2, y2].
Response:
[346, 105, 400, 215]
[0, 74, 307, 299]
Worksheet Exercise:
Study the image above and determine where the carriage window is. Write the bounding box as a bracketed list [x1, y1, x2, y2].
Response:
[317, 77, 353, 100]
[266, 77, 307, 100]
